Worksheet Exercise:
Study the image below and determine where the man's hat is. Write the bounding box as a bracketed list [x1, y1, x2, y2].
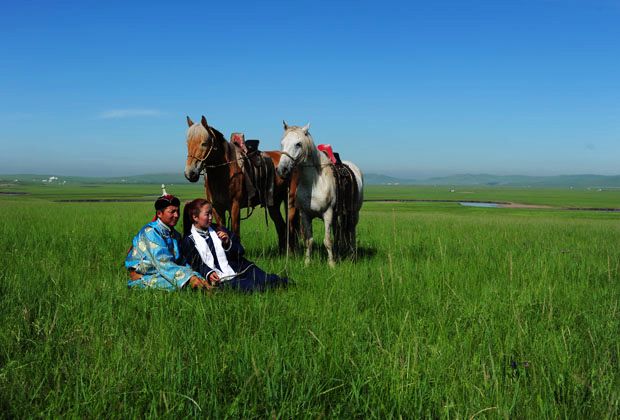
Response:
[154, 194, 180, 211]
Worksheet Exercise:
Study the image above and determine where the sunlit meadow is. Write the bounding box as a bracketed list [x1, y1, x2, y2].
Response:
[1, 184, 619, 417]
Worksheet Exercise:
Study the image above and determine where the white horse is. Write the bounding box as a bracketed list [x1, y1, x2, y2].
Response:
[276, 122, 363, 267]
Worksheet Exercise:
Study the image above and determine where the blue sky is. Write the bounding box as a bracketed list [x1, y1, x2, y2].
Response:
[1, 0, 618, 178]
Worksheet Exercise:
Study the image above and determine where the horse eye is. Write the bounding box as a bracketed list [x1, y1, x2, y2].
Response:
[295, 142, 302, 149]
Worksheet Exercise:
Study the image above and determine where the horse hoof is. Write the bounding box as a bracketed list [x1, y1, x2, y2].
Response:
[328, 260, 336, 268]
[304, 258, 311, 266]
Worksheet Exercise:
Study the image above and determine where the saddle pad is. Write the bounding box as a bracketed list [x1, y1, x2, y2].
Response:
[230, 132, 247, 153]
[317, 144, 337, 164]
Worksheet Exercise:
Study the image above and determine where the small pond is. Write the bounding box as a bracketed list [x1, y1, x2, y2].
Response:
[459, 202, 500, 208]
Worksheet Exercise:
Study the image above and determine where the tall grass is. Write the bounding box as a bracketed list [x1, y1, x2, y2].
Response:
[0, 194, 619, 417]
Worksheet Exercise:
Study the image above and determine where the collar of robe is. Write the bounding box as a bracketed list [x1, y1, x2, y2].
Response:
[156, 218, 172, 235]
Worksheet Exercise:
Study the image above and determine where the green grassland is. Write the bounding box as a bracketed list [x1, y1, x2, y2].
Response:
[365, 185, 620, 209]
[1, 185, 619, 417]
[3, 182, 619, 209]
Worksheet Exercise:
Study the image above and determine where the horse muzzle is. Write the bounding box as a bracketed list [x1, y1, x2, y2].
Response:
[184, 167, 201, 182]
[276, 164, 290, 179]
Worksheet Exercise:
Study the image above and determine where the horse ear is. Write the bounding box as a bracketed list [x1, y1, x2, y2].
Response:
[186, 116, 194, 127]
[283, 120, 288, 130]
[302, 123, 310, 134]
[201, 116, 209, 129]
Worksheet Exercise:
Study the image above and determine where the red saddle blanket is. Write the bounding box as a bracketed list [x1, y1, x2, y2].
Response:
[231, 132, 247, 154]
[318, 144, 337, 164]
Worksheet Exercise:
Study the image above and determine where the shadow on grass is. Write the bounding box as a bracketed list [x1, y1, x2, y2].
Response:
[249, 244, 378, 263]
[355, 246, 378, 260]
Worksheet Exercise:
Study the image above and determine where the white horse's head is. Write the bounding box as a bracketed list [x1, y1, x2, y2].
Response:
[277, 121, 312, 179]
[184, 115, 218, 182]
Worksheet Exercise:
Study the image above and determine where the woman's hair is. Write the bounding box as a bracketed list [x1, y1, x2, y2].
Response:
[182, 198, 212, 237]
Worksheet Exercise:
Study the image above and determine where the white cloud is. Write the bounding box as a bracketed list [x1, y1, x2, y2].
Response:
[98, 109, 164, 119]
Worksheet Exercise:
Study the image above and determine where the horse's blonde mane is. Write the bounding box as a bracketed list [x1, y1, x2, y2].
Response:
[187, 123, 208, 144]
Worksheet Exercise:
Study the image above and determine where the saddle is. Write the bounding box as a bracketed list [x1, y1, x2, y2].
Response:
[230, 133, 275, 208]
[318, 144, 355, 213]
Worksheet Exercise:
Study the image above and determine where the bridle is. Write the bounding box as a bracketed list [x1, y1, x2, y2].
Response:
[279, 150, 303, 167]
[186, 130, 242, 172]
[280, 143, 331, 171]
[186, 130, 218, 166]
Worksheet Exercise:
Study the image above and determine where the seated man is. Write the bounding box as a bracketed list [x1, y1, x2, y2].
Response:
[125, 194, 211, 291]
[181, 198, 288, 292]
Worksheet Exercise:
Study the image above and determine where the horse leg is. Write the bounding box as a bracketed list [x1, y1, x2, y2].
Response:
[301, 211, 313, 266]
[231, 200, 241, 237]
[287, 205, 299, 252]
[287, 175, 300, 252]
[267, 203, 286, 253]
[213, 204, 226, 228]
[323, 207, 336, 267]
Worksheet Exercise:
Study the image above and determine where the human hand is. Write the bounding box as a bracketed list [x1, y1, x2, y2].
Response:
[189, 275, 212, 290]
[208, 271, 221, 285]
[216, 230, 230, 247]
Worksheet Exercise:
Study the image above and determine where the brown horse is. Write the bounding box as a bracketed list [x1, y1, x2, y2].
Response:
[184, 115, 298, 252]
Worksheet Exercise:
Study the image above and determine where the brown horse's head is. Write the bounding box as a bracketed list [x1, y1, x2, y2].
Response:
[184, 115, 220, 182]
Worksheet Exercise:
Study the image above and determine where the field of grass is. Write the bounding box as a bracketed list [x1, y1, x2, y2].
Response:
[364, 185, 620, 209]
[3, 182, 619, 209]
[1, 185, 619, 417]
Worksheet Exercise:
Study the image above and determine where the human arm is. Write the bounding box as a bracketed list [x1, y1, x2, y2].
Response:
[215, 226, 245, 259]
[180, 235, 222, 285]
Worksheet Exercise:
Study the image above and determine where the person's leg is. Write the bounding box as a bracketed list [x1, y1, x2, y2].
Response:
[222, 266, 287, 292]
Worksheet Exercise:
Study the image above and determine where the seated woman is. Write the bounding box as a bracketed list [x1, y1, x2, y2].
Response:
[125, 194, 212, 291]
[181, 198, 288, 292]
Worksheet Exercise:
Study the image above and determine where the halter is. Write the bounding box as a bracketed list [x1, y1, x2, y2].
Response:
[279, 151, 302, 166]
[186, 129, 217, 165]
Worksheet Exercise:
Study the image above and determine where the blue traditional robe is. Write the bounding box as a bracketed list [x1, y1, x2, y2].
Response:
[125, 219, 199, 291]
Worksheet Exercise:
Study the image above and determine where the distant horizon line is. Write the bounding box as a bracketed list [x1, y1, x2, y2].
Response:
[2, 172, 619, 180]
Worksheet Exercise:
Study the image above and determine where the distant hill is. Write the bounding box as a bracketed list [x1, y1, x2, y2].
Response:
[363, 173, 412, 185]
[2, 172, 620, 188]
[419, 174, 620, 188]
[366, 173, 620, 188]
